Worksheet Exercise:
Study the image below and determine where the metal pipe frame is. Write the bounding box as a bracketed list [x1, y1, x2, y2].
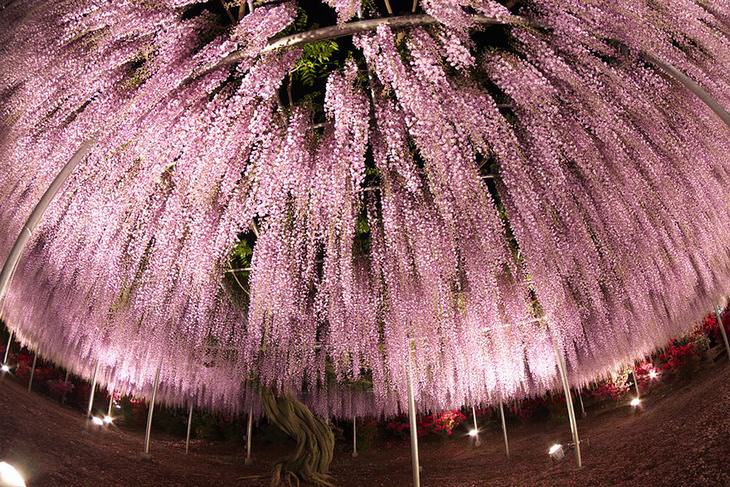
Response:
[553, 341, 582, 468]
[245, 406, 253, 464]
[0, 141, 96, 309]
[352, 416, 358, 458]
[185, 402, 194, 454]
[407, 344, 421, 487]
[2, 329, 12, 365]
[86, 362, 99, 417]
[577, 389, 587, 418]
[27, 352, 37, 392]
[107, 386, 115, 417]
[143, 363, 162, 455]
[715, 307, 730, 360]
[471, 405, 482, 447]
[499, 401, 510, 458]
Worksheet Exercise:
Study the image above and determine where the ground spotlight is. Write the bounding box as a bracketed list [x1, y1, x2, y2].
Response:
[548, 443, 564, 460]
[91, 416, 104, 426]
[648, 370, 658, 379]
[468, 429, 478, 437]
[103, 415, 114, 425]
[0, 364, 9, 373]
[630, 397, 641, 407]
[0, 461, 26, 487]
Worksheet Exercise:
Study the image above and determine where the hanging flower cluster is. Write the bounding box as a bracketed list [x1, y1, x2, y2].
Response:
[1, 0, 729, 418]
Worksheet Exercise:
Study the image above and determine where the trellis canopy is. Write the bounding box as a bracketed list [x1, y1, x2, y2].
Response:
[1, 0, 729, 417]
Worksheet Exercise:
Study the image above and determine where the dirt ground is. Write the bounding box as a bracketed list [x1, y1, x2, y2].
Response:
[1, 360, 730, 487]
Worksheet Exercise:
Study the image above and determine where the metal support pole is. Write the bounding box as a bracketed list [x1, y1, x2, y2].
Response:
[471, 405, 481, 446]
[107, 386, 114, 417]
[499, 401, 509, 458]
[27, 352, 37, 392]
[86, 363, 99, 417]
[632, 371, 641, 399]
[715, 307, 730, 360]
[245, 406, 253, 464]
[143, 363, 162, 455]
[554, 341, 582, 468]
[352, 416, 358, 457]
[2, 329, 12, 365]
[407, 345, 421, 487]
[185, 402, 193, 454]
[62, 369, 70, 404]
[577, 388, 587, 417]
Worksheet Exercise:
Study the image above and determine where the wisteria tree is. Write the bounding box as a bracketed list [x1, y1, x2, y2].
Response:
[1, 0, 730, 484]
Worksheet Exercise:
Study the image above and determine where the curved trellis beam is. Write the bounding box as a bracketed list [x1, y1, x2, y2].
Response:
[0, 139, 96, 312]
[642, 52, 730, 127]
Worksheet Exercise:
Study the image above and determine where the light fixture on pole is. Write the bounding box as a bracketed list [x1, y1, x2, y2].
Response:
[548, 443, 565, 461]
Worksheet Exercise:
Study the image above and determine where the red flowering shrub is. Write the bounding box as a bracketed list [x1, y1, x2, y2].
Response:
[702, 311, 730, 345]
[47, 379, 75, 400]
[591, 382, 628, 401]
[385, 409, 467, 438]
[511, 397, 550, 421]
[658, 340, 696, 370]
[430, 410, 466, 435]
[385, 417, 410, 437]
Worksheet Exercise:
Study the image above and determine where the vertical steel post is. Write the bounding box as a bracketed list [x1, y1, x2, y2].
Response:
[185, 402, 194, 454]
[554, 341, 582, 468]
[107, 386, 114, 417]
[407, 342, 421, 487]
[86, 363, 99, 417]
[27, 352, 37, 392]
[352, 416, 358, 457]
[143, 363, 162, 455]
[632, 371, 641, 399]
[471, 405, 481, 446]
[2, 329, 12, 365]
[715, 307, 730, 360]
[499, 401, 509, 458]
[245, 406, 253, 464]
[61, 369, 70, 404]
[577, 388, 587, 417]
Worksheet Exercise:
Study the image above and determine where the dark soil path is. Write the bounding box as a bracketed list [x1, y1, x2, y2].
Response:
[1, 361, 729, 486]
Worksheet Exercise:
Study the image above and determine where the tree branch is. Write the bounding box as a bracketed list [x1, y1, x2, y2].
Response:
[193, 13, 730, 130]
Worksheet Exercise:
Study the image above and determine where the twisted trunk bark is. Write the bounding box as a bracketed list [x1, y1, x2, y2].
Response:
[261, 390, 335, 487]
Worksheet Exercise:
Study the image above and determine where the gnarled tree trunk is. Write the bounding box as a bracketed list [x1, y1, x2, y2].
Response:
[262, 389, 335, 487]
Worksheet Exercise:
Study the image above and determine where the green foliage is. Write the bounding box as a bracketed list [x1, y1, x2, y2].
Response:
[293, 40, 340, 87]
[230, 239, 253, 267]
